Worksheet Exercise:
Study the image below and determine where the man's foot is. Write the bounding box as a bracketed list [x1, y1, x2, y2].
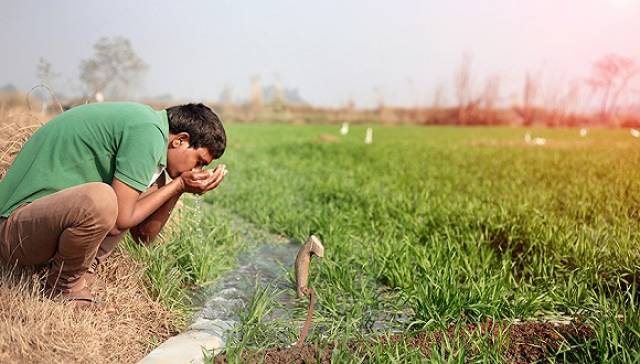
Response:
[44, 280, 114, 312]
[83, 258, 99, 286]
[59, 287, 114, 312]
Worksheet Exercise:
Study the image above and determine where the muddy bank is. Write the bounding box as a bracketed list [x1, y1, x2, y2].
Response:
[213, 321, 594, 364]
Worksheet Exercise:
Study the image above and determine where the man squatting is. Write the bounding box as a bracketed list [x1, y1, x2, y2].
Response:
[0, 102, 227, 309]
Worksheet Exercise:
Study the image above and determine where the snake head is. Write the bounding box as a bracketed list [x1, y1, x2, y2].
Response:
[295, 235, 325, 299]
[307, 235, 325, 258]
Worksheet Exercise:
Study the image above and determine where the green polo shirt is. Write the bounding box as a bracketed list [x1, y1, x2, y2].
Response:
[0, 102, 169, 218]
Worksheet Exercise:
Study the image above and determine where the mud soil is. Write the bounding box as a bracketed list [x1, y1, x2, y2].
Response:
[213, 321, 594, 364]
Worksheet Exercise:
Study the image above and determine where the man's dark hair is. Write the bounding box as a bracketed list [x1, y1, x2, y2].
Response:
[166, 103, 226, 158]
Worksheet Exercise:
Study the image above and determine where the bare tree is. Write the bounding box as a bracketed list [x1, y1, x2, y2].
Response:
[218, 84, 233, 104]
[250, 75, 263, 112]
[539, 78, 584, 127]
[218, 83, 234, 112]
[343, 97, 356, 122]
[373, 86, 385, 110]
[542, 82, 562, 127]
[588, 54, 638, 124]
[37, 57, 60, 88]
[79, 36, 148, 100]
[481, 75, 500, 124]
[373, 86, 395, 122]
[514, 72, 539, 126]
[562, 81, 581, 126]
[454, 54, 472, 124]
[431, 82, 445, 110]
[272, 75, 286, 112]
[34, 57, 64, 112]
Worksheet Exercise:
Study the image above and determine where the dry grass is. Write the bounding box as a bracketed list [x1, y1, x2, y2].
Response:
[0, 254, 179, 364]
[0, 107, 181, 363]
[0, 107, 44, 179]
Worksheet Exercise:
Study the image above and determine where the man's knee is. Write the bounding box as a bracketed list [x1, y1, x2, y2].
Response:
[80, 182, 118, 229]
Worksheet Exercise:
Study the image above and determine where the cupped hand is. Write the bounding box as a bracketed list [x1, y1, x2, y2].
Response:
[179, 164, 227, 195]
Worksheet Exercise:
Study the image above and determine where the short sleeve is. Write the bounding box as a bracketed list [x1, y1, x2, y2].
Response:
[114, 124, 166, 192]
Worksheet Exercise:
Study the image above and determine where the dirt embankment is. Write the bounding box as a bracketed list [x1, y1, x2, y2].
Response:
[213, 321, 594, 364]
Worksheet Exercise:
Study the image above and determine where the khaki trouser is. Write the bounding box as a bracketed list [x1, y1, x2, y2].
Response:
[0, 182, 124, 292]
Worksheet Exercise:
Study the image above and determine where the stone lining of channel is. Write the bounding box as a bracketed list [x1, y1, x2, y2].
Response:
[138, 210, 297, 364]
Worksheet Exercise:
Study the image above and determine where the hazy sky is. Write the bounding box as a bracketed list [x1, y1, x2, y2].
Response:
[1, 0, 639, 107]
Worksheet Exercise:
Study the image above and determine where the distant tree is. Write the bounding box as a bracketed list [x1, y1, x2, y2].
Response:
[454, 54, 472, 124]
[218, 84, 234, 106]
[250, 75, 263, 112]
[271, 77, 286, 112]
[431, 82, 445, 110]
[560, 81, 581, 126]
[520, 72, 539, 126]
[36, 57, 60, 88]
[0, 84, 18, 94]
[344, 97, 356, 111]
[481, 75, 500, 124]
[373, 85, 385, 110]
[543, 83, 563, 127]
[33, 57, 64, 112]
[541, 79, 583, 127]
[344, 97, 356, 121]
[454, 54, 482, 124]
[588, 54, 638, 124]
[544, 81, 580, 126]
[373, 86, 394, 121]
[79, 36, 148, 100]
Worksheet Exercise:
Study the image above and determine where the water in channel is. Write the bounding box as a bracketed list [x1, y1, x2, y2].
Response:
[188, 207, 411, 345]
[188, 208, 301, 341]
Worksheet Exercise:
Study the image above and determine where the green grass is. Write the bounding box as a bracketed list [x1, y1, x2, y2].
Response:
[121, 197, 242, 314]
[205, 124, 640, 362]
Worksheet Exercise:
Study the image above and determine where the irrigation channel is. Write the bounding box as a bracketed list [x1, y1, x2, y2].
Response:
[138, 200, 589, 363]
[137, 199, 293, 363]
[139, 197, 412, 363]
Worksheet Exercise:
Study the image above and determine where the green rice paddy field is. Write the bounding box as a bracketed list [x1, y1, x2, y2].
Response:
[206, 124, 640, 363]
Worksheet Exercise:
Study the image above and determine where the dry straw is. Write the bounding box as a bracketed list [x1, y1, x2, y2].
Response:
[0, 255, 179, 363]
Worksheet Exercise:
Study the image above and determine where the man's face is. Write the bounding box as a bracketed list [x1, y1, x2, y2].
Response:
[166, 134, 214, 178]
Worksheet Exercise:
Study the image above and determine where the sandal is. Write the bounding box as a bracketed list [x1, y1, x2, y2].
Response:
[46, 285, 115, 312]
[62, 288, 115, 312]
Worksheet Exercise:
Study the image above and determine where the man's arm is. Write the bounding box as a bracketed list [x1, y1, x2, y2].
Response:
[110, 165, 227, 239]
[110, 175, 183, 236]
[129, 174, 181, 245]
